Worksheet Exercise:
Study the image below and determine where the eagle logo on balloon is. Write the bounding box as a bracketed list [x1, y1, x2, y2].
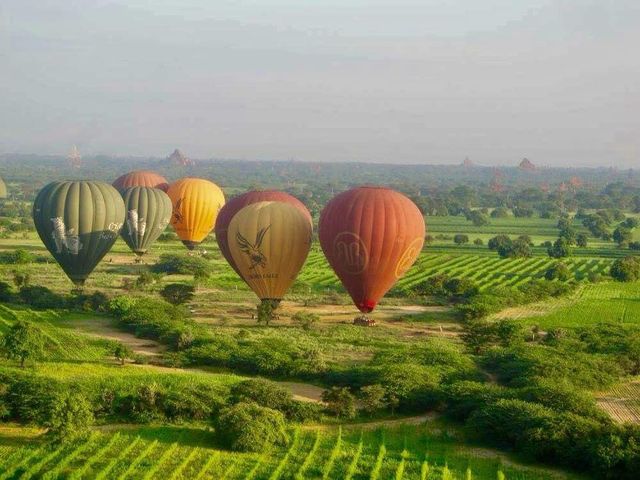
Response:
[236, 226, 270, 271]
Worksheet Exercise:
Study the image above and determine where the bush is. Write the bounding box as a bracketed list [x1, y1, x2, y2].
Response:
[545, 262, 570, 281]
[490, 207, 510, 218]
[610, 256, 640, 282]
[291, 311, 319, 330]
[160, 283, 195, 305]
[453, 234, 469, 245]
[322, 387, 357, 419]
[548, 238, 572, 258]
[216, 402, 289, 452]
[473, 238, 484, 246]
[19, 285, 66, 309]
[230, 379, 292, 411]
[498, 238, 532, 258]
[45, 390, 94, 442]
[488, 235, 511, 251]
[0, 281, 14, 301]
[151, 254, 212, 279]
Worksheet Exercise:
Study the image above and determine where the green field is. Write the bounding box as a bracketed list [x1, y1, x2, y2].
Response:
[0, 423, 580, 480]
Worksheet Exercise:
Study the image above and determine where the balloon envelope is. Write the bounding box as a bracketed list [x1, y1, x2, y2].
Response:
[319, 186, 425, 313]
[167, 178, 225, 249]
[228, 201, 312, 301]
[33, 181, 125, 286]
[215, 190, 311, 276]
[121, 187, 173, 256]
[113, 170, 169, 192]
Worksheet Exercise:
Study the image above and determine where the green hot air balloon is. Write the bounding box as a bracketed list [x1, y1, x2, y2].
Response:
[33, 181, 125, 286]
[121, 186, 173, 256]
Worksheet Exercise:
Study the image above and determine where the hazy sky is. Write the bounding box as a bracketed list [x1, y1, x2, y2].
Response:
[1, 1, 639, 166]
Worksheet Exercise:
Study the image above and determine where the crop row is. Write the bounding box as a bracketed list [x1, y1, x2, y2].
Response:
[0, 426, 564, 480]
[297, 252, 613, 294]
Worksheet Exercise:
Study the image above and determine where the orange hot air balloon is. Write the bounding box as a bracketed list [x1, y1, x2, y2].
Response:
[215, 190, 311, 277]
[319, 186, 425, 314]
[227, 201, 312, 305]
[113, 170, 169, 192]
[167, 178, 225, 250]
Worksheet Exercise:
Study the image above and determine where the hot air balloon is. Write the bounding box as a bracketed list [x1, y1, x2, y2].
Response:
[0, 175, 7, 199]
[319, 186, 425, 316]
[215, 190, 311, 277]
[33, 181, 125, 286]
[113, 170, 169, 192]
[120, 187, 173, 257]
[227, 201, 312, 313]
[167, 178, 225, 250]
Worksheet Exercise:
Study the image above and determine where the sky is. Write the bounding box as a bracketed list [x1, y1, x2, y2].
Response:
[1, 1, 639, 167]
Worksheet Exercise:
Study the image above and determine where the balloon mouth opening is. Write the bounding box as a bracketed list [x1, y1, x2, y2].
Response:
[357, 300, 376, 313]
[134, 250, 146, 256]
[71, 279, 86, 288]
[181, 240, 200, 250]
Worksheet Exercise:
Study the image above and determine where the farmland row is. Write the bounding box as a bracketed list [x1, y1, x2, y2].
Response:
[0, 426, 570, 480]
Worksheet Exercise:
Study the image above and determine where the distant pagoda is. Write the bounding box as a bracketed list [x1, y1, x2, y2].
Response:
[168, 149, 195, 167]
[518, 158, 536, 171]
[462, 157, 474, 168]
[68, 145, 82, 168]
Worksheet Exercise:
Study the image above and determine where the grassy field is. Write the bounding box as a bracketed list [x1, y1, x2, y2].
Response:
[0, 423, 583, 480]
[496, 281, 640, 329]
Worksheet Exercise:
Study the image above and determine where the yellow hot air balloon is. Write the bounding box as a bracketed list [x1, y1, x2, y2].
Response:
[167, 178, 225, 249]
[228, 201, 312, 310]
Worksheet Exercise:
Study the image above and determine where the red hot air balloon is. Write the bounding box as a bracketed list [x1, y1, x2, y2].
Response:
[113, 170, 169, 192]
[319, 186, 425, 314]
[215, 190, 311, 276]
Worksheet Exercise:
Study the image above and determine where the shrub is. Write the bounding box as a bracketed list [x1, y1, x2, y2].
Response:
[216, 402, 289, 452]
[0, 320, 45, 367]
[19, 285, 65, 309]
[322, 387, 357, 419]
[359, 384, 387, 414]
[160, 283, 195, 305]
[488, 235, 511, 251]
[491, 207, 510, 218]
[453, 234, 469, 245]
[151, 254, 212, 279]
[545, 262, 570, 281]
[0, 281, 14, 301]
[576, 233, 588, 248]
[548, 238, 572, 258]
[113, 342, 133, 365]
[610, 256, 640, 282]
[230, 379, 292, 411]
[291, 311, 319, 330]
[473, 238, 484, 246]
[45, 390, 94, 442]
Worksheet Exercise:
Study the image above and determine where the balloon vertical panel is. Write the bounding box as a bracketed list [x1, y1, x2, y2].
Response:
[32, 181, 125, 286]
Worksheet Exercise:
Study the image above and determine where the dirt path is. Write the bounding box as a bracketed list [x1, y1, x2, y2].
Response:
[70, 317, 166, 357]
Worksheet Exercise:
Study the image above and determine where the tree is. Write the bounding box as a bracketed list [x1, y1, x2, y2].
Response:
[613, 227, 633, 246]
[12, 271, 30, 289]
[359, 384, 387, 414]
[498, 238, 532, 258]
[610, 256, 640, 282]
[0, 320, 44, 367]
[45, 390, 94, 442]
[256, 300, 278, 326]
[113, 342, 133, 365]
[216, 402, 289, 452]
[291, 311, 319, 330]
[466, 210, 490, 227]
[160, 283, 195, 305]
[230, 379, 293, 411]
[322, 387, 356, 419]
[491, 207, 510, 218]
[453, 234, 469, 245]
[545, 262, 570, 281]
[548, 238, 572, 258]
[488, 235, 511, 251]
[576, 233, 588, 248]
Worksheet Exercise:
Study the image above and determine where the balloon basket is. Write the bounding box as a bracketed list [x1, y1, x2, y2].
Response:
[353, 315, 376, 327]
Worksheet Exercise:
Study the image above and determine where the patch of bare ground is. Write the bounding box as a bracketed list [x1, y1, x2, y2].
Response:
[69, 317, 166, 357]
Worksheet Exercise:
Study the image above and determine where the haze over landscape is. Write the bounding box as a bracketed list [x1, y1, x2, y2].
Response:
[2, 0, 639, 166]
